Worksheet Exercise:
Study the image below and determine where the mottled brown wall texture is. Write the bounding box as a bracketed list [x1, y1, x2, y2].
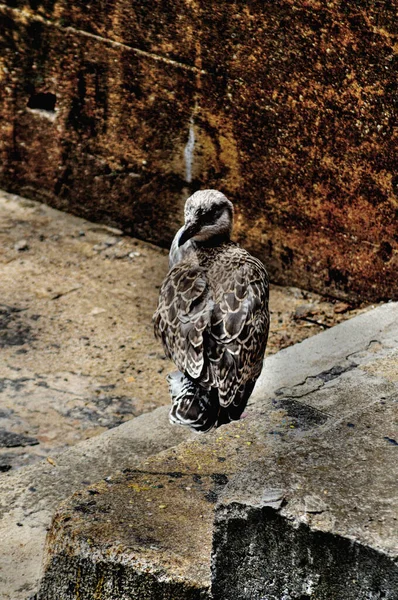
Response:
[0, 1, 397, 301]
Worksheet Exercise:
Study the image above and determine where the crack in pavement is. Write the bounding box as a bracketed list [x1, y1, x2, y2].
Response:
[275, 362, 358, 400]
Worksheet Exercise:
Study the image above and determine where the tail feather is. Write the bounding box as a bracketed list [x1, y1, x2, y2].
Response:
[167, 372, 255, 432]
[167, 372, 218, 432]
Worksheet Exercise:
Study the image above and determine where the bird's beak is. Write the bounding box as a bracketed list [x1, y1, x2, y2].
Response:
[178, 221, 200, 247]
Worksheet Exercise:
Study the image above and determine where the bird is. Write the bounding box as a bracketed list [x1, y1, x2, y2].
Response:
[153, 189, 269, 432]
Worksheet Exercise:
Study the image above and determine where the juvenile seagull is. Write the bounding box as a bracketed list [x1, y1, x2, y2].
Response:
[153, 190, 269, 432]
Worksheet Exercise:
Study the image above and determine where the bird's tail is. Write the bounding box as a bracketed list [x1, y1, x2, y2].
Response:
[167, 372, 256, 432]
[167, 371, 218, 432]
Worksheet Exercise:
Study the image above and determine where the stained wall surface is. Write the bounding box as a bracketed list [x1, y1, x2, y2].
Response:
[0, 1, 397, 301]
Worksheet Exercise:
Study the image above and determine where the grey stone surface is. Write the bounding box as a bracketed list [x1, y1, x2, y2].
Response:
[251, 299, 398, 405]
[213, 303, 398, 599]
[36, 303, 398, 599]
[213, 502, 398, 600]
[0, 405, 195, 600]
[0, 429, 39, 448]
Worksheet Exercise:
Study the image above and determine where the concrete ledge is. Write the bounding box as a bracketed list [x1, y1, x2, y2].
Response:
[0, 406, 195, 600]
[214, 397, 398, 598]
[252, 299, 398, 403]
[36, 303, 398, 599]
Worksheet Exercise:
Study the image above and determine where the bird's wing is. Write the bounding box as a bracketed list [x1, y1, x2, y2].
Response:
[208, 255, 269, 407]
[154, 253, 269, 407]
[153, 262, 213, 380]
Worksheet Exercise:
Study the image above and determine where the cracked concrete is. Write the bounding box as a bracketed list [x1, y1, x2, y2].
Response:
[33, 302, 398, 600]
[274, 362, 359, 400]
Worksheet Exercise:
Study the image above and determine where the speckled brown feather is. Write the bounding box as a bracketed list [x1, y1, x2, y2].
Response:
[153, 242, 269, 410]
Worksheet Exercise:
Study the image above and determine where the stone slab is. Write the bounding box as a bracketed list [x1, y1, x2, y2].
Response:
[36, 303, 398, 599]
[0, 405, 195, 600]
[213, 395, 398, 599]
[1, 2, 397, 301]
[252, 299, 398, 404]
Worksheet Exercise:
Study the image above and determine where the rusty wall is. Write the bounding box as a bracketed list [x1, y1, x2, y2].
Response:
[0, 1, 397, 301]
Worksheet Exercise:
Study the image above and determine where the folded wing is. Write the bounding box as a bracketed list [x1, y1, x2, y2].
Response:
[153, 250, 269, 408]
[154, 263, 213, 381]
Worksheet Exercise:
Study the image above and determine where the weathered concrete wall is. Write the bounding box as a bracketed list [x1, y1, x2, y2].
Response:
[0, 1, 397, 301]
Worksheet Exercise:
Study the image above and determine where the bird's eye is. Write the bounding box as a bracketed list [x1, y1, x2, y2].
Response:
[202, 205, 224, 225]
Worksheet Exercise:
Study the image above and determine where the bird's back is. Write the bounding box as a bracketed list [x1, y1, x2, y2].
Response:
[154, 241, 269, 416]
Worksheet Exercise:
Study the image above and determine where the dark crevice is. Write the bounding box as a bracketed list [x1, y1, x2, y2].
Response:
[275, 363, 358, 400]
[27, 92, 56, 112]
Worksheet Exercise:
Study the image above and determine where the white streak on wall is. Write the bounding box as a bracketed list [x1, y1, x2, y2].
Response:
[184, 117, 195, 183]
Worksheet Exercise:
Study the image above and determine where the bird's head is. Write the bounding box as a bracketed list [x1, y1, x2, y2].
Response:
[178, 190, 234, 248]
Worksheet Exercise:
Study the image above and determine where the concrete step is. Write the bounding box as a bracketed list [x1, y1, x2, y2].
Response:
[0, 406, 195, 600]
[35, 302, 398, 599]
